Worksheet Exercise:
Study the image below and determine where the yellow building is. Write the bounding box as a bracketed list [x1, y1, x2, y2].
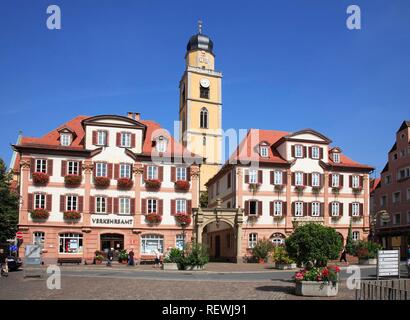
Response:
[179, 22, 223, 192]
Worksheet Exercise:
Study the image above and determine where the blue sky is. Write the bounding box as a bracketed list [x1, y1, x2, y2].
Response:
[0, 0, 409, 176]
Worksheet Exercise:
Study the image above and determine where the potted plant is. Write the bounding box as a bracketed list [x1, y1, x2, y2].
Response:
[184, 242, 209, 271]
[274, 184, 285, 192]
[294, 185, 305, 194]
[145, 179, 161, 190]
[145, 212, 162, 224]
[272, 246, 296, 270]
[94, 176, 110, 188]
[248, 183, 261, 193]
[353, 240, 381, 265]
[175, 180, 190, 191]
[32, 172, 49, 185]
[294, 265, 341, 297]
[311, 186, 322, 194]
[331, 187, 340, 195]
[117, 177, 133, 190]
[174, 212, 191, 226]
[63, 211, 81, 221]
[64, 174, 82, 187]
[118, 250, 129, 264]
[252, 238, 274, 264]
[94, 250, 104, 264]
[162, 248, 183, 270]
[30, 208, 50, 220]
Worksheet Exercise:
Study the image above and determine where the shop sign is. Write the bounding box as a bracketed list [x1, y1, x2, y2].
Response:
[91, 214, 134, 228]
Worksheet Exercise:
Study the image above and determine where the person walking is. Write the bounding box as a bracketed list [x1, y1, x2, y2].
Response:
[107, 248, 114, 267]
[0, 254, 8, 277]
[340, 248, 347, 263]
[153, 247, 162, 269]
[128, 249, 135, 266]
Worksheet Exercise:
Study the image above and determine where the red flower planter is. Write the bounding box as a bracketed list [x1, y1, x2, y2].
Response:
[145, 212, 162, 224]
[30, 208, 50, 220]
[175, 180, 190, 191]
[94, 176, 110, 188]
[32, 172, 49, 185]
[145, 179, 161, 190]
[117, 178, 134, 190]
[63, 211, 81, 220]
[64, 175, 82, 187]
[174, 212, 191, 225]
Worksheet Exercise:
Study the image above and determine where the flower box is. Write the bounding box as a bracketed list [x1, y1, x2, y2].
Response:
[295, 281, 339, 297]
[64, 174, 82, 187]
[274, 184, 285, 192]
[117, 178, 133, 190]
[162, 263, 179, 270]
[30, 208, 50, 220]
[311, 186, 322, 194]
[174, 212, 192, 226]
[175, 180, 190, 191]
[352, 187, 363, 193]
[248, 183, 261, 192]
[32, 172, 49, 185]
[145, 179, 161, 190]
[63, 211, 81, 220]
[94, 176, 110, 188]
[331, 187, 340, 194]
[145, 212, 162, 224]
[294, 185, 305, 192]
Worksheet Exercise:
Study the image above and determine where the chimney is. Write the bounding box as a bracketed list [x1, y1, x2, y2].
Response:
[134, 113, 141, 121]
[127, 112, 134, 119]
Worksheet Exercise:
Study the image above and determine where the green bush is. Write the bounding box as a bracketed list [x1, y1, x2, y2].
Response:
[163, 248, 183, 263]
[285, 223, 343, 267]
[252, 238, 274, 261]
[352, 240, 382, 259]
[271, 246, 295, 265]
[183, 242, 209, 268]
[118, 249, 128, 262]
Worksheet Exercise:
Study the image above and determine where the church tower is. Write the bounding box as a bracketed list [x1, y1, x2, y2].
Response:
[179, 21, 223, 193]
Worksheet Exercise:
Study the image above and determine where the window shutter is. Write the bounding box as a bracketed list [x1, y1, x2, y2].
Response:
[340, 203, 344, 216]
[291, 202, 295, 216]
[307, 173, 312, 187]
[349, 175, 352, 188]
[116, 132, 121, 147]
[320, 203, 324, 217]
[360, 203, 364, 216]
[291, 145, 295, 157]
[329, 174, 333, 187]
[114, 198, 119, 214]
[187, 200, 192, 214]
[158, 166, 164, 181]
[244, 201, 249, 215]
[30, 158, 35, 176]
[46, 195, 52, 212]
[114, 164, 119, 180]
[93, 162, 97, 177]
[303, 173, 308, 186]
[303, 202, 308, 216]
[308, 147, 312, 158]
[349, 203, 352, 216]
[107, 163, 113, 179]
[28, 194, 34, 211]
[282, 171, 287, 185]
[107, 197, 113, 214]
[105, 130, 109, 146]
[319, 174, 323, 187]
[258, 170, 263, 184]
[131, 134, 136, 148]
[329, 203, 333, 215]
[78, 196, 83, 212]
[359, 176, 364, 188]
[171, 167, 176, 182]
[270, 171, 274, 185]
[258, 201, 263, 215]
[171, 199, 175, 215]
[61, 161, 67, 176]
[142, 199, 147, 215]
[130, 198, 135, 215]
[187, 167, 191, 181]
[291, 173, 295, 186]
[79, 161, 83, 176]
[60, 195, 65, 212]
[303, 146, 307, 158]
[244, 170, 249, 184]
[269, 201, 274, 216]
[92, 131, 97, 145]
[143, 166, 148, 181]
[47, 159, 53, 176]
[89, 196, 95, 213]
[340, 174, 344, 188]
[319, 148, 324, 160]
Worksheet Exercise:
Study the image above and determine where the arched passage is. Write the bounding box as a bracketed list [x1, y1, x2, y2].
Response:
[202, 220, 236, 262]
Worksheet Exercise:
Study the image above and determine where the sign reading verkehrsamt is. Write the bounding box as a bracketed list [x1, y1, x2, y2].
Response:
[91, 214, 134, 228]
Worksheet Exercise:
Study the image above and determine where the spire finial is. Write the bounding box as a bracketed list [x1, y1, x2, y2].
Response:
[198, 20, 203, 34]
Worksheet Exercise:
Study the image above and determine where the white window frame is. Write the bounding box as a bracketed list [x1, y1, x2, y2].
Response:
[331, 202, 340, 217]
[97, 131, 107, 146]
[148, 199, 157, 214]
[295, 201, 303, 217]
[352, 202, 360, 217]
[273, 201, 282, 216]
[274, 171, 283, 185]
[176, 199, 187, 214]
[295, 145, 303, 158]
[311, 173, 320, 187]
[333, 153, 340, 163]
[33, 232, 45, 245]
[248, 169, 257, 184]
[176, 234, 185, 250]
[260, 146, 268, 157]
[295, 172, 304, 186]
[248, 233, 258, 249]
[119, 197, 130, 215]
[121, 132, 131, 148]
[352, 231, 360, 241]
[352, 175, 360, 188]
[147, 166, 158, 180]
[34, 194, 46, 209]
[66, 195, 78, 211]
[120, 164, 131, 179]
[311, 146, 320, 159]
[59, 233, 83, 254]
[67, 161, 79, 175]
[176, 167, 187, 181]
[331, 174, 340, 188]
[311, 202, 321, 217]
[35, 159, 47, 173]
[96, 162, 107, 177]
[60, 133, 72, 146]
[96, 197, 106, 214]
[157, 137, 167, 153]
[141, 234, 163, 255]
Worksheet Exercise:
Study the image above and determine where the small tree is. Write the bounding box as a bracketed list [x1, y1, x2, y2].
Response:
[285, 223, 343, 267]
[345, 220, 354, 255]
[199, 191, 208, 208]
[252, 238, 274, 261]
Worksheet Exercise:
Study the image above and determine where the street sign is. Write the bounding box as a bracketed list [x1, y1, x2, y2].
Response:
[16, 231, 23, 239]
[377, 250, 400, 279]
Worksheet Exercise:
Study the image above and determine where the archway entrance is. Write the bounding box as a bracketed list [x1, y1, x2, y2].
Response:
[100, 233, 124, 260]
[202, 221, 236, 262]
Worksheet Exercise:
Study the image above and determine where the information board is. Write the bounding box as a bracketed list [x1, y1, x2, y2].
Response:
[377, 250, 400, 279]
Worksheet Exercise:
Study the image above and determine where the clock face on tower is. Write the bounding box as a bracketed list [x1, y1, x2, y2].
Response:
[200, 78, 210, 88]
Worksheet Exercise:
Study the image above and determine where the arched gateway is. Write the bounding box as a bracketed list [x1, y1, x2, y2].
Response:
[192, 203, 244, 263]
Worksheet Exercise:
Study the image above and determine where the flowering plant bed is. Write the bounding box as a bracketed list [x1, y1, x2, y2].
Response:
[94, 176, 110, 188]
[30, 208, 50, 220]
[64, 174, 82, 187]
[145, 179, 161, 190]
[63, 211, 81, 220]
[174, 212, 192, 225]
[175, 180, 190, 191]
[32, 172, 49, 185]
[294, 266, 341, 296]
[145, 212, 162, 224]
[117, 178, 133, 190]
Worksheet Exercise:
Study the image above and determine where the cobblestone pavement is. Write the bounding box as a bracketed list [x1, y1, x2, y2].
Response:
[0, 270, 356, 300]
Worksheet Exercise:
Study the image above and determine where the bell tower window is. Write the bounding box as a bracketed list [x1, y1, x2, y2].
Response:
[200, 108, 208, 129]
[200, 86, 209, 99]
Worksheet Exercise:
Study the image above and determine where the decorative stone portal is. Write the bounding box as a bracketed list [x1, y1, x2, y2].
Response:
[192, 202, 244, 263]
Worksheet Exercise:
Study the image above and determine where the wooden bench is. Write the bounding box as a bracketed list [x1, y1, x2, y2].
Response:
[57, 257, 82, 265]
[138, 255, 159, 265]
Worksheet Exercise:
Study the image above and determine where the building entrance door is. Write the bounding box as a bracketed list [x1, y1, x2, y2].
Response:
[100, 234, 124, 260]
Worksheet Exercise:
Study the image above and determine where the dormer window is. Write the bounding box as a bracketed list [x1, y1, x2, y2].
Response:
[260, 146, 269, 158]
[311, 146, 320, 159]
[156, 136, 167, 153]
[333, 153, 340, 163]
[121, 133, 131, 148]
[60, 133, 72, 146]
[97, 131, 107, 146]
[295, 145, 303, 158]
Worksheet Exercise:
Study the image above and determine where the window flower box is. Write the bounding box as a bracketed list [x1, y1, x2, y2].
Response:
[248, 183, 261, 193]
[274, 184, 285, 191]
[174, 212, 192, 226]
[294, 185, 305, 193]
[145, 212, 162, 224]
[175, 180, 190, 191]
[63, 211, 81, 221]
[94, 176, 110, 188]
[32, 172, 49, 185]
[294, 266, 340, 297]
[331, 187, 341, 194]
[311, 186, 322, 194]
[352, 187, 363, 194]
[117, 178, 133, 190]
[145, 179, 161, 190]
[64, 174, 82, 187]
[30, 208, 50, 220]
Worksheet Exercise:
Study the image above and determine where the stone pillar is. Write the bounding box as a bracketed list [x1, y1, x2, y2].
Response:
[235, 208, 244, 264]
[190, 165, 200, 208]
[133, 163, 144, 229]
[82, 161, 93, 226]
[19, 158, 31, 226]
[236, 168, 243, 208]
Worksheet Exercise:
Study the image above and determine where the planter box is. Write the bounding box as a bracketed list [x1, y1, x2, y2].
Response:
[358, 258, 377, 265]
[295, 281, 339, 297]
[162, 263, 178, 270]
[275, 263, 297, 270]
